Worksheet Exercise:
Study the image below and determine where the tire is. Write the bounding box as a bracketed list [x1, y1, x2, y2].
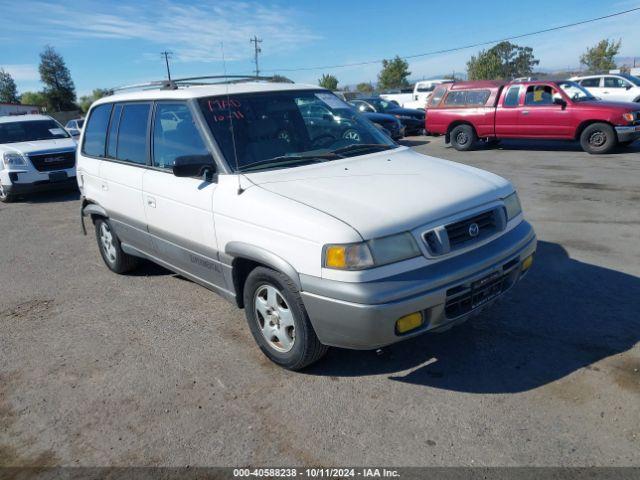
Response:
[450, 124, 477, 151]
[579, 123, 617, 154]
[243, 267, 327, 370]
[94, 217, 140, 274]
[0, 183, 14, 203]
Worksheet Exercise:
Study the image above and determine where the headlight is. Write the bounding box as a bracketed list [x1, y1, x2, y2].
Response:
[324, 232, 421, 270]
[503, 192, 522, 221]
[622, 112, 638, 123]
[2, 152, 27, 168]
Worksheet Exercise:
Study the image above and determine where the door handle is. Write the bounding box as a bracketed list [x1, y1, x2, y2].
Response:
[101, 182, 108, 191]
[146, 196, 156, 208]
[522, 110, 529, 115]
[602, 91, 609, 94]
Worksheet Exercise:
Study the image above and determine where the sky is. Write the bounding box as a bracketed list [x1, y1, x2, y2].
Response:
[1, 0, 640, 97]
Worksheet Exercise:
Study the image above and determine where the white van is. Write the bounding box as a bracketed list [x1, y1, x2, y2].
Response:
[0, 114, 77, 202]
[77, 77, 536, 370]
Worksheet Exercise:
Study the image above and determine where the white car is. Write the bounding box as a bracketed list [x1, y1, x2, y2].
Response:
[65, 118, 84, 138]
[381, 79, 453, 110]
[571, 74, 640, 103]
[0, 114, 77, 202]
[77, 78, 536, 370]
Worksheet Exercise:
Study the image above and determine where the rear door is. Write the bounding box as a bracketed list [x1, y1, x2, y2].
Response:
[98, 102, 152, 250]
[518, 84, 573, 138]
[142, 101, 226, 290]
[579, 77, 604, 99]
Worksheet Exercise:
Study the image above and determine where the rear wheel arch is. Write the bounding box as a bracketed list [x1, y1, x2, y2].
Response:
[446, 120, 477, 137]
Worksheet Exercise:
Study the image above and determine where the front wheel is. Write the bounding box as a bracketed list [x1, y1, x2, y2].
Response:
[243, 267, 327, 370]
[580, 123, 617, 154]
[0, 182, 15, 203]
[450, 124, 477, 151]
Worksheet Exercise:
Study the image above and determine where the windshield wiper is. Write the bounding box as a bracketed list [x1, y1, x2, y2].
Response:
[239, 152, 341, 172]
[330, 143, 396, 156]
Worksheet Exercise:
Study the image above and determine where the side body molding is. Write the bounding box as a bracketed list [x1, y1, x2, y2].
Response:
[223, 242, 302, 290]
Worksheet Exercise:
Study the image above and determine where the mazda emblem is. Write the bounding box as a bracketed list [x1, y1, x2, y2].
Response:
[468, 222, 480, 237]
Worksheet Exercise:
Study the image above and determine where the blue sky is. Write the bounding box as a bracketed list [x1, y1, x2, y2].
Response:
[2, 0, 639, 97]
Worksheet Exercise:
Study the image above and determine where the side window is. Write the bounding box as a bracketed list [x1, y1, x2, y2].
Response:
[444, 91, 466, 105]
[604, 77, 628, 89]
[428, 86, 446, 107]
[503, 86, 521, 107]
[115, 103, 150, 165]
[465, 90, 491, 105]
[106, 104, 123, 159]
[580, 78, 600, 87]
[82, 104, 112, 157]
[152, 103, 210, 169]
[524, 85, 556, 106]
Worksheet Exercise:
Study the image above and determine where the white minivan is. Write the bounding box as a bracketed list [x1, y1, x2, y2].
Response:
[77, 78, 536, 370]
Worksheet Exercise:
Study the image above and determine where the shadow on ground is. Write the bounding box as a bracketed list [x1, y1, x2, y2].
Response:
[306, 241, 640, 393]
[467, 139, 640, 154]
[16, 189, 80, 204]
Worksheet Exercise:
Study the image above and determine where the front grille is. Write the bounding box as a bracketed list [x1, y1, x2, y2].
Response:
[444, 263, 518, 319]
[445, 209, 497, 248]
[28, 151, 75, 172]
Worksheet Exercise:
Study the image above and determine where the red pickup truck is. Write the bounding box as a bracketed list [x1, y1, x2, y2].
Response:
[425, 80, 640, 154]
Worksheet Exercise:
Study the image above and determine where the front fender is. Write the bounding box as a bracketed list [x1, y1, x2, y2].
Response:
[224, 241, 301, 290]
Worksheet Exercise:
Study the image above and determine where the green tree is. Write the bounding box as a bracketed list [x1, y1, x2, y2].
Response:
[269, 74, 293, 83]
[79, 88, 111, 113]
[20, 91, 47, 108]
[318, 73, 338, 90]
[356, 82, 374, 93]
[378, 56, 410, 90]
[580, 39, 621, 74]
[467, 41, 539, 80]
[39, 45, 77, 111]
[0, 69, 19, 103]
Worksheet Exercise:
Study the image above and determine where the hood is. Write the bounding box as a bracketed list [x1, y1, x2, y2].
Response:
[0, 137, 76, 155]
[578, 100, 640, 112]
[247, 147, 512, 239]
[362, 112, 399, 123]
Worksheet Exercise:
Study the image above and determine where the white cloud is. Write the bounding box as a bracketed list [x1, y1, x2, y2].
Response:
[0, 64, 39, 81]
[1, 0, 319, 63]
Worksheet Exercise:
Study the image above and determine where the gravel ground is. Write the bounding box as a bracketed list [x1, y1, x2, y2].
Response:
[1, 136, 639, 467]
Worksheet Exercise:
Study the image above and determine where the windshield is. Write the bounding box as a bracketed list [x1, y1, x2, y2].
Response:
[0, 120, 70, 144]
[620, 73, 640, 86]
[366, 98, 398, 112]
[199, 90, 396, 172]
[557, 81, 596, 102]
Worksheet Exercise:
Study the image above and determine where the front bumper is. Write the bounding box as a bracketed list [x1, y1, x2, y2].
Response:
[400, 118, 425, 135]
[615, 125, 640, 143]
[300, 221, 536, 349]
[3, 175, 77, 195]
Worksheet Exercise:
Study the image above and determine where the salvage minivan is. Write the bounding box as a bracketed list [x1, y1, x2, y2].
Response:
[77, 78, 536, 370]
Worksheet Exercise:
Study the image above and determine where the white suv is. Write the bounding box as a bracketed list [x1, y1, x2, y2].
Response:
[77, 78, 536, 370]
[571, 74, 640, 103]
[0, 114, 77, 202]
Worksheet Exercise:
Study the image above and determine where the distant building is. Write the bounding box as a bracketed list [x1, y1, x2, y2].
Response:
[0, 103, 40, 116]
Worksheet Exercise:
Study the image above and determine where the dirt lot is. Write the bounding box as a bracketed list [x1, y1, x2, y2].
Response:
[1, 137, 639, 467]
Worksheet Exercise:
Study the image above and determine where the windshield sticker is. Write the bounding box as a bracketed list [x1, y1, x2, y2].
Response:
[206, 99, 245, 122]
[315, 93, 350, 109]
[49, 128, 66, 135]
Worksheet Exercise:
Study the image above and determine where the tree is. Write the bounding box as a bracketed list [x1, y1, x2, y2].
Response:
[39, 45, 77, 111]
[378, 56, 410, 90]
[0, 69, 19, 103]
[79, 88, 111, 113]
[20, 91, 48, 108]
[467, 41, 539, 80]
[580, 39, 621, 74]
[356, 82, 374, 93]
[318, 74, 338, 90]
[269, 74, 293, 83]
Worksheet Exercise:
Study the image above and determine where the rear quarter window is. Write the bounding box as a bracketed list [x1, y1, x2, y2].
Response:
[443, 89, 491, 106]
[82, 104, 112, 157]
[428, 86, 447, 107]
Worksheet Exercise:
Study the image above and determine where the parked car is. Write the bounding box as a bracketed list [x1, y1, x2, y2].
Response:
[381, 80, 453, 110]
[65, 118, 84, 138]
[0, 114, 77, 202]
[362, 112, 404, 140]
[571, 73, 640, 103]
[426, 80, 640, 154]
[350, 98, 425, 135]
[77, 79, 536, 370]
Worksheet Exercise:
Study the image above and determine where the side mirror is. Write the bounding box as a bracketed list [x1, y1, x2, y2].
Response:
[172, 155, 216, 179]
[553, 97, 567, 108]
[626, 85, 633, 90]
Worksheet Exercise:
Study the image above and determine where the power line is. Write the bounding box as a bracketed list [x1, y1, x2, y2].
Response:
[250, 36, 263, 77]
[161, 51, 173, 81]
[265, 7, 640, 73]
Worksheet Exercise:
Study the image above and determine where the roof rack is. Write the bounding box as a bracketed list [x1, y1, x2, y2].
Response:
[109, 75, 292, 94]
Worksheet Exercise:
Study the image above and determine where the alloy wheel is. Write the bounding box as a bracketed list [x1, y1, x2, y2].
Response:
[254, 284, 296, 353]
[99, 222, 117, 264]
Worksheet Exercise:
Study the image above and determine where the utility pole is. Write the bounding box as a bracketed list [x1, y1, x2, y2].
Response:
[161, 51, 173, 81]
[250, 36, 262, 77]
